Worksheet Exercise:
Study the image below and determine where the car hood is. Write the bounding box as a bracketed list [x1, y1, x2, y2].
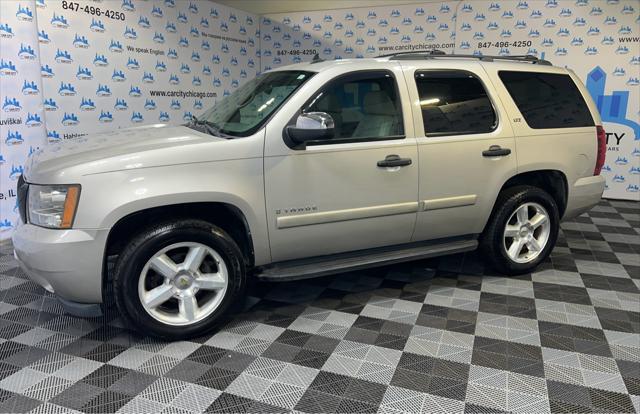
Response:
[25, 125, 253, 183]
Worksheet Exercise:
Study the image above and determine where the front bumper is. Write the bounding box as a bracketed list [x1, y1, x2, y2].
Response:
[12, 222, 108, 314]
[564, 175, 606, 219]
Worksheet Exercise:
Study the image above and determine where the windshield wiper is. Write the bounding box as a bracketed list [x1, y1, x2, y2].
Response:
[237, 92, 255, 108]
[188, 116, 233, 138]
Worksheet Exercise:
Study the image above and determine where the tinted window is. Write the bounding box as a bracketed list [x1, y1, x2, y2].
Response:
[304, 71, 403, 140]
[415, 71, 497, 136]
[499, 71, 594, 129]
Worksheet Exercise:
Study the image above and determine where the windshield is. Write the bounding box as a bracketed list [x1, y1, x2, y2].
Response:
[188, 70, 314, 137]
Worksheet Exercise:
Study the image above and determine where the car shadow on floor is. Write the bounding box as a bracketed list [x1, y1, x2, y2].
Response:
[101, 245, 539, 344]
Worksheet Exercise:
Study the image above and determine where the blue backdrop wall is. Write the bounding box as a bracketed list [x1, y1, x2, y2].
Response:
[1, 0, 638, 239]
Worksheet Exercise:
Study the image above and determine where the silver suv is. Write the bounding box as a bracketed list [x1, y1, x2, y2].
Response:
[13, 53, 606, 339]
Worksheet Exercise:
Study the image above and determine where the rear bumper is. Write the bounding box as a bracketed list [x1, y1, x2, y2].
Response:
[12, 222, 108, 306]
[564, 175, 606, 219]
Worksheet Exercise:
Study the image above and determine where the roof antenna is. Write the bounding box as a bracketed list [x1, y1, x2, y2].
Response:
[311, 53, 324, 63]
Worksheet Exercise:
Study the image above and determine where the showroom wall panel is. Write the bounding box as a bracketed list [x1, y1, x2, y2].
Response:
[455, 0, 639, 200]
[0, 0, 48, 237]
[259, 1, 459, 70]
[0, 0, 260, 239]
[36, 0, 259, 137]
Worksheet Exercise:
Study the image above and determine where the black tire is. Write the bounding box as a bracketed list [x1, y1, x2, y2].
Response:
[113, 219, 246, 340]
[480, 185, 560, 275]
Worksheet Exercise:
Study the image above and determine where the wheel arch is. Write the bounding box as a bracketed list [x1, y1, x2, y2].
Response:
[105, 202, 255, 264]
[493, 169, 568, 221]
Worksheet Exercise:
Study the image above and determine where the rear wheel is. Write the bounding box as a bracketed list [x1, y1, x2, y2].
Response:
[481, 186, 559, 275]
[114, 219, 246, 339]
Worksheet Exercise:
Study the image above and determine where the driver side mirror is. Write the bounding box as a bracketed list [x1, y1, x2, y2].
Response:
[285, 112, 335, 148]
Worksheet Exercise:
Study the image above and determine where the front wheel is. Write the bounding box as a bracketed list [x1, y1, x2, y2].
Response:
[113, 219, 246, 339]
[480, 186, 560, 275]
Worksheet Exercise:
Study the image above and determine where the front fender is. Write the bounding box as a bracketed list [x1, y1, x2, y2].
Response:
[74, 158, 270, 265]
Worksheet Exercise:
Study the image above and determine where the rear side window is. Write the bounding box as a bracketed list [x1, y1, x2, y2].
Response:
[415, 70, 497, 137]
[499, 71, 594, 129]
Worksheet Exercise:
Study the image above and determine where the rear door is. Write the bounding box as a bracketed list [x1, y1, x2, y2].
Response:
[484, 66, 599, 186]
[401, 61, 518, 241]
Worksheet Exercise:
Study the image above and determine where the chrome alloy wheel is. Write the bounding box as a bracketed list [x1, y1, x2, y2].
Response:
[138, 242, 228, 326]
[503, 202, 551, 264]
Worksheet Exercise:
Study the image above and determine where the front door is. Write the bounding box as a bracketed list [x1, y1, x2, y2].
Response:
[264, 69, 419, 262]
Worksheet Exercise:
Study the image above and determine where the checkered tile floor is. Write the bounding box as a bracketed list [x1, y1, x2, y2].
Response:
[0, 199, 638, 413]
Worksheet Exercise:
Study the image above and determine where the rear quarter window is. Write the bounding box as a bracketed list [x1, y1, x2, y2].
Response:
[499, 71, 594, 129]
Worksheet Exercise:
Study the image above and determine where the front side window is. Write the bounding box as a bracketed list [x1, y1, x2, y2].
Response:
[415, 70, 497, 136]
[303, 71, 404, 141]
[191, 70, 313, 137]
[499, 71, 594, 129]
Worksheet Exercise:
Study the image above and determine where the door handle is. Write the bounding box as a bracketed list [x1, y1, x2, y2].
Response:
[377, 154, 412, 168]
[482, 145, 511, 157]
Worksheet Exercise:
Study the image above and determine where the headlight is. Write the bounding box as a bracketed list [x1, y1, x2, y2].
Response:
[28, 184, 81, 229]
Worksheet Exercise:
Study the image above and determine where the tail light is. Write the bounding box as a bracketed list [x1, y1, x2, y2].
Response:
[594, 125, 606, 176]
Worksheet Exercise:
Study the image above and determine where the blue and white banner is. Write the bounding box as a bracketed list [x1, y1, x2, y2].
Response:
[0, 0, 47, 238]
[36, 0, 258, 139]
[259, 1, 459, 71]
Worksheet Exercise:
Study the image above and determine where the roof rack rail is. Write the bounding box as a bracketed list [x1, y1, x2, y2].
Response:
[379, 50, 552, 65]
[310, 53, 325, 64]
